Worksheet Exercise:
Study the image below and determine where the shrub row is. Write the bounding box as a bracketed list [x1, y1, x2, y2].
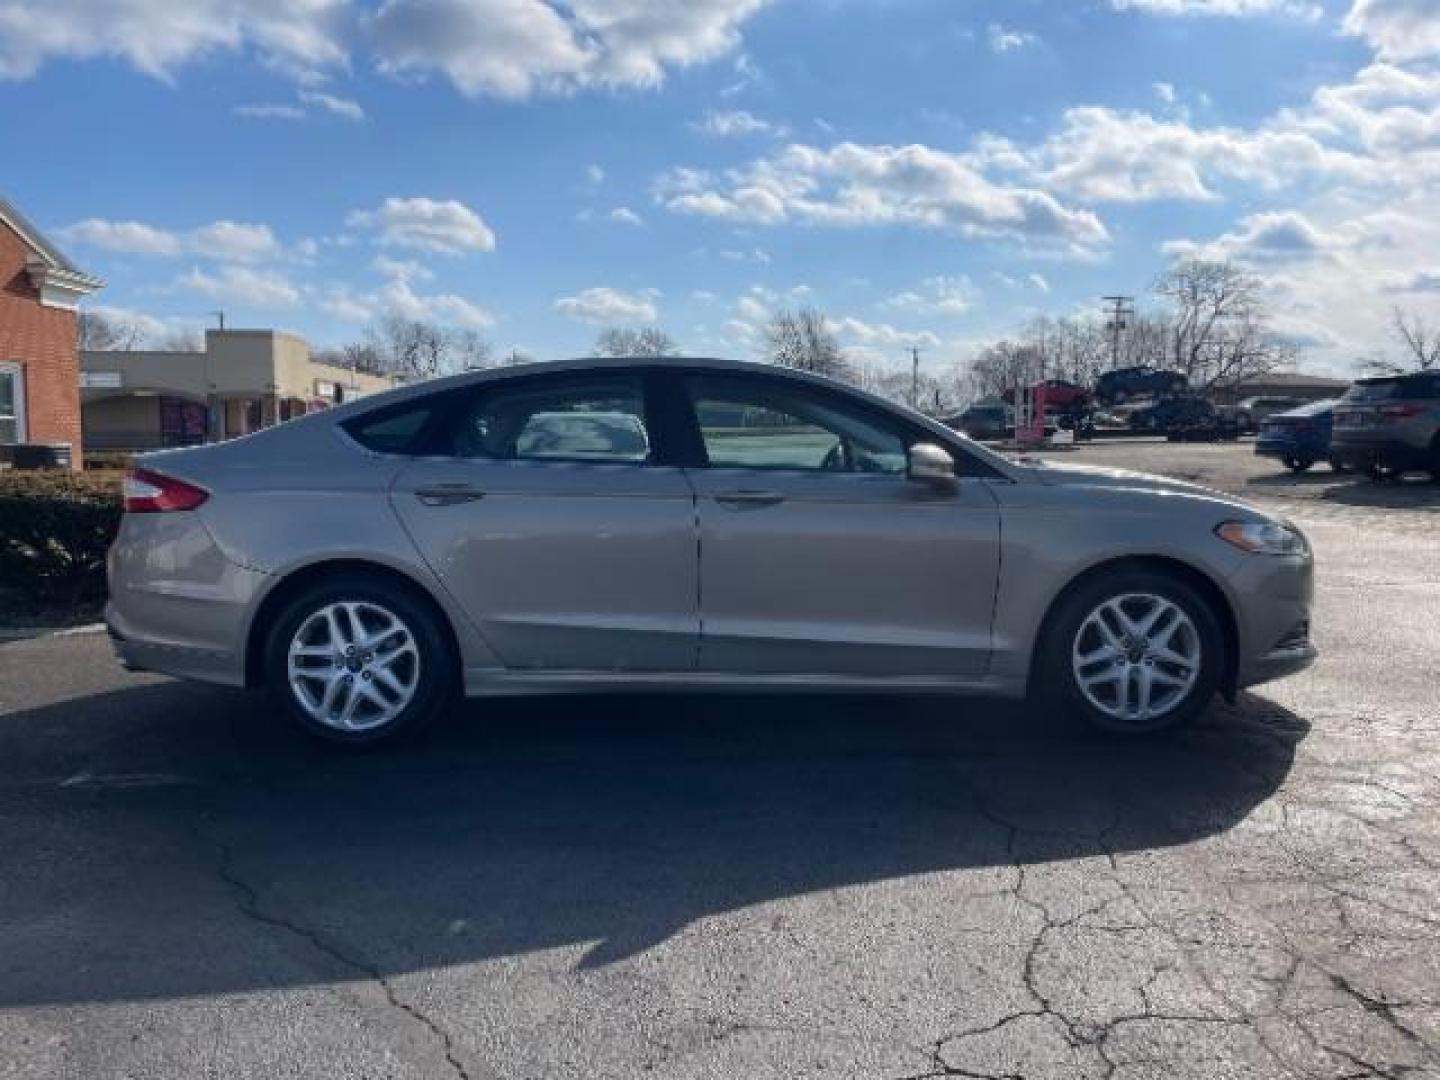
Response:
[0, 471, 124, 609]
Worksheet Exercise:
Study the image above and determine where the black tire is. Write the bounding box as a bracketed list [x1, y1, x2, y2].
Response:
[263, 574, 456, 746]
[1328, 457, 1349, 473]
[1284, 456, 1313, 473]
[1033, 569, 1225, 737]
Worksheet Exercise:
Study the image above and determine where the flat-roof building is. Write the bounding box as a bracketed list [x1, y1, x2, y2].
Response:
[81, 329, 398, 452]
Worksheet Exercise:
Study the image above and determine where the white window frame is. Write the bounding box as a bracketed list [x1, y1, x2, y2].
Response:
[0, 361, 25, 445]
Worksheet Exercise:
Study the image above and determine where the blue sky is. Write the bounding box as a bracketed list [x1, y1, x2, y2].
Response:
[2, 0, 1437, 378]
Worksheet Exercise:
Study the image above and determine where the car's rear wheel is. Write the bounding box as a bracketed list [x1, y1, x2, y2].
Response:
[264, 576, 454, 746]
[1037, 570, 1224, 736]
[1284, 456, 1314, 473]
[1328, 456, 1349, 473]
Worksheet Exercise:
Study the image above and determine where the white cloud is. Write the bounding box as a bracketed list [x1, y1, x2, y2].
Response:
[234, 102, 307, 120]
[59, 218, 280, 261]
[882, 275, 978, 315]
[1153, 82, 1177, 104]
[1344, 0, 1440, 61]
[190, 221, 282, 262]
[1028, 273, 1051, 293]
[1162, 210, 1336, 263]
[656, 141, 1109, 248]
[178, 266, 301, 308]
[609, 206, 644, 226]
[348, 196, 497, 254]
[321, 275, 496, 327]
[1108, 0, 1321, 17]
[986, 23, 1038, 52]
[0, 0, 349, 81]
[371, 254, 434, 281]
[554, 286, 660, 324]
[831, 317, 941, 350]
[380, 277, 495, 327]
[58, 219, 184, 257]
[368, 0, 772, 100]
[691, 109, 783, 136]
[1004, 107, 1367, 202]
[585, 163, 606, 185]
[299, 88, 365, 120]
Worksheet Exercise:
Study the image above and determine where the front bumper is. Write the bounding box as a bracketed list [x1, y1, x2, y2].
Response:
[1229, 550, 1317, 692]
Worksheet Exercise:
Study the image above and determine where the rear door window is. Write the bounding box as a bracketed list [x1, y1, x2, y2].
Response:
[446, 375, 652, 464]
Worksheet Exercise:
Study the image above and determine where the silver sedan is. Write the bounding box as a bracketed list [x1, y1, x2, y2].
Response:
[106, 357, 1316, 745]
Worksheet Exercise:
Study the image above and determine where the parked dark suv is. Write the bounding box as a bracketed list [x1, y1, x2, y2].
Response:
[1331, 372, 1440, 480]
[1094, 366, 1188, 405]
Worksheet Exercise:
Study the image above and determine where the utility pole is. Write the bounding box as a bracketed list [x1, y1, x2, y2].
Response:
[910, 347, 921, 410]
[1102, 296, 1134, 371]
[210, 310, 225, 330]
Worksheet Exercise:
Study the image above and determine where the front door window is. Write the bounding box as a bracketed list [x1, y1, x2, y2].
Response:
[0, 362, 24, 444]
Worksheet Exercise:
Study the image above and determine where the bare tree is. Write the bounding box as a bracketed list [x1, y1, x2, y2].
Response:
[1366, 307, 1440, 373]
[765, 307, 851, 380]
[156, 328, 205, 353]
[367, 314, 456, 380]
[963, 340, 1045, 402]
[593, 327, 679, 358]
[77, 308, 148, 351]
[451, 328, 494, 371]
[1153, 259, 1296, 389]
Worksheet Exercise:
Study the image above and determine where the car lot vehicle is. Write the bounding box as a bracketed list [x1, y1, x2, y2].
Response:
[1094, 366, 1187, 405]
[1331, 372, 1440, 480]
[107, 358, 1316, 745]
[946, 404, 1011, 440]
[1254, 400, 1341, 473]
[1148, 397, 1242, 442]
[1236, 396, 1306, 434]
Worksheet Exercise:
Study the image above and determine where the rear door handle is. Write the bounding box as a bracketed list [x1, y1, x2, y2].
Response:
[714, 490, 786, 510]
[415, 484, 485, 507]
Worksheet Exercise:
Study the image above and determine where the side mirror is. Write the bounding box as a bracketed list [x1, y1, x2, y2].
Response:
[907, 442, 957, 488]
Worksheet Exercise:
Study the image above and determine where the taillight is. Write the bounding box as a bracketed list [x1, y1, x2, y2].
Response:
[123, 468, 209, 513]
[1380, 403, 1425, 421]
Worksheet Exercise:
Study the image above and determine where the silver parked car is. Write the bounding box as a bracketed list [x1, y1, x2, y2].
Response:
[107, 358, 1316, 745]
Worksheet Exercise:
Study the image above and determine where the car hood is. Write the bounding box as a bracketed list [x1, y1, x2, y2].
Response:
[1016, 458, 1238, 501]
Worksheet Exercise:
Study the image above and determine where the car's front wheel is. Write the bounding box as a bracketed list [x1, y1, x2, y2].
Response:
[1284, 456, 1314, 473]
[1038, 570, 1224, 736]
[264, 576, 455, 746]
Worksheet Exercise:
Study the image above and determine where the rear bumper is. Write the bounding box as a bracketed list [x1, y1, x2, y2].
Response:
[1330, 436, 1434, 471]
[106, 611, 245, 687]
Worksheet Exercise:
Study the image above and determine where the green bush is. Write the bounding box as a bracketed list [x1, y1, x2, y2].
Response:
[0, 471, 123, 608]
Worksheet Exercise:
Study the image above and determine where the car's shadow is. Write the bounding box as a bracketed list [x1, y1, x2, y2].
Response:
[1247, 470, 1440, 510]
[0, 681, 1307, 1007]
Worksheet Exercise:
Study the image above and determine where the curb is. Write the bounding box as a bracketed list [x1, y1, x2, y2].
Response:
[0, 622, 105, 643]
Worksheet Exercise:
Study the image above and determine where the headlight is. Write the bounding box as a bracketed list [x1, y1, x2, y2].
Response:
[1216, 520, 1309, 556]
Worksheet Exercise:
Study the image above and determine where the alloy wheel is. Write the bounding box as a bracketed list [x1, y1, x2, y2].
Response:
[286, 601, 421, 733]
[1071, 593, 1202, 727]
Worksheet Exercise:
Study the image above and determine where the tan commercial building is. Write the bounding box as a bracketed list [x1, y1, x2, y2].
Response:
[81, 329, 399, 451]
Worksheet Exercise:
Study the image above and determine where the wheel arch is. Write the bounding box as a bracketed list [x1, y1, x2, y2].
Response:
[1028, 554, 1240, 701]
[243, 558, 464, 690]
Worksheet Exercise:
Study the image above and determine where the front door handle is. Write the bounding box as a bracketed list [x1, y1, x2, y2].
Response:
[714, 490, 786, 510]
[414, 484, 485, 507]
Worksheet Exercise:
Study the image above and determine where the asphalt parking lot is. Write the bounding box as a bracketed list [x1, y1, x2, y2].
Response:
[1, 441, 1437, 1079]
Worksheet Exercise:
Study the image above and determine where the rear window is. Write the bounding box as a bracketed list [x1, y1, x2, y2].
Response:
[343, 404, 436, 454]
[1343, 375, 1440, 402]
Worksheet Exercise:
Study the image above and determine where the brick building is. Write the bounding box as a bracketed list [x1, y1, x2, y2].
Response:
[0, 196, 103, 467]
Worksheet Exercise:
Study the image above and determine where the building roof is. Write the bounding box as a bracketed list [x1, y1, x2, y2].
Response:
[1235, 371, 1350, 391]
[0, 194, 102, 286]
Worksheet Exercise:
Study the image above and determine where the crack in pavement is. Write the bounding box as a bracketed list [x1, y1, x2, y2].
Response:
[214, 845, 475, 1080]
